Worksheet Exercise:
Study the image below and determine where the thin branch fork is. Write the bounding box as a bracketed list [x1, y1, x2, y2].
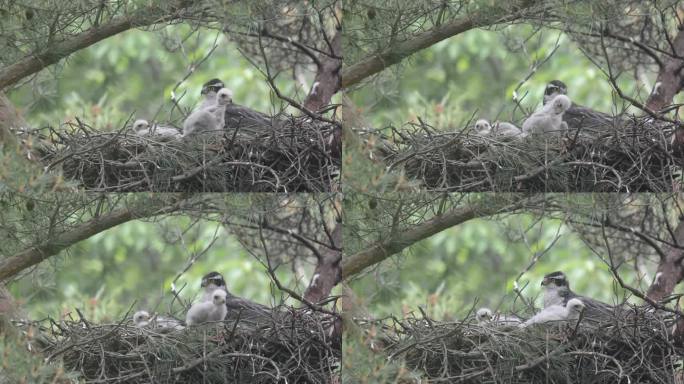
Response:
[341, 199, 527, 279]
[595, 220, 683, 317]
[341, 0, 545, 88]
[0, 2, 194, 90]
[246, 35, 340, 126]
[0, 200, 181, 282]
[259, 219, 328, 262]
[256, 226, 339, 317]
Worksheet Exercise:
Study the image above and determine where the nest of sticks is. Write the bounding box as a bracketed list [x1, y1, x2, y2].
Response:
[30, 306, 340, 383]
[373, 116, 680, 192]
[40, 114, 340, 192]
[357, 306, 683, 383]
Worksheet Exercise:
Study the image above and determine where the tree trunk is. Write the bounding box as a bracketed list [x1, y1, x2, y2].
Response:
[646, 28, 684, 111]
[0, 3, 192, 90]
[304, 223, 342, 303]
[304, 31, 342, 112]
[647, 217, 684, 301]
[304, 29, 342, 160]
[644, 24, 684, 156]
[646, 215, 684, 346]
[340, 1, 539, 89]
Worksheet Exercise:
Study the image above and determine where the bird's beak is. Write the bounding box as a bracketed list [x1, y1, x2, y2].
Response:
[541, 278, 549, 286]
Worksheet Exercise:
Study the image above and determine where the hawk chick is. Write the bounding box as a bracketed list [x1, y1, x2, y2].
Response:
[522, 95, 571, 136]
[186, 289, 228, 326]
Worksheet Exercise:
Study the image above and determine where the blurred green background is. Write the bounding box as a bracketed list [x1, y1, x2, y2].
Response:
[8, 25, 298, 132]
[9, 216, 299, 323]
[349, 213, 644, 321]
[344, 206, 673, 383]
[343, 23, 679, 193]
[348, 24, 664, 131]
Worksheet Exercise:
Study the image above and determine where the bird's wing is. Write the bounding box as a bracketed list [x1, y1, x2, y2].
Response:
[224, 294, 271, 322]
[523, 312, 544, 326]
[156, 316, 182, 328]
[224, 104, 277, 133]
[578, 295, 615, 320]
[557, 288, 576, 304]
[563, 104, 616, 131]
[499, 314, 523, 324]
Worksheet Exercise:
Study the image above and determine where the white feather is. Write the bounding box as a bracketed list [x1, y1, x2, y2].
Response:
[521, 298, 585, 327]
[522, 95, 571, 136]
[186, 289, 228, 325]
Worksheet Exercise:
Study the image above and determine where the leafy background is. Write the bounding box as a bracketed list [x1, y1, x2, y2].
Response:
[342, 25, 674, 194]
[9, 25, 300, 132]
[10, 216, 297, 323]
[350, 25, 647, 131]
[343, 207, 672, 384]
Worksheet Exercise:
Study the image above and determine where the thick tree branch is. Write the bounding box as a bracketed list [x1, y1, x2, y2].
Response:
[646, 216, 684, 301]
[0, 203, 177, 282]
[304, 222, 342, 302]
[0, 3, 193, 90]
[305, 29, 342, 159]
[646, 27, 684, 111]
[304, 30, 342, 112]
[341, 3, 539, 89]
[341, 200, 522, 279]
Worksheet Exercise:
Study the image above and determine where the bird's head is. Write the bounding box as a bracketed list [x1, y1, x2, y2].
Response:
[212, 289, 227, 306]
[201, 78, 225, 95]
[566, 298, 585, 314]
[549, 95, 571, 115]
[133, 119, 149, 131]
[216, 88, 233, 105]
[476, 308, 493, 323]
[543, 80, 568, 105]
[201, 271, 226, 289]
[475, 119, 491, 132]
[133, 310, 150, 324]
[541, 271, 569, 289]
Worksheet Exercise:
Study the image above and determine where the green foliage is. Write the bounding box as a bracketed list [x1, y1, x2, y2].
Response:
[0, 143, 69, 193]
[11, 217, 300, 323]
[351, 213, 642, 321]
[0, 332, 79, 383]
[342, 330, 422, 384]
[351, 25, 641, 131]
[9, 25, 297, 131]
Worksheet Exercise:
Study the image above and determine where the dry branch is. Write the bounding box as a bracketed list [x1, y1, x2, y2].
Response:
[369, 115, 680, 193]
[32, 305, 340, 383]
[0, 202, 177, 282]
[41, 114, 339, 192]
[0, 2, 197, 90]
[357, 305, 680, 383]
[341, 199, 523, 278]
[341, 0, 544, 88]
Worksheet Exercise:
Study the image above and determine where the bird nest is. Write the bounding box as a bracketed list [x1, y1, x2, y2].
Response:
[374, 116, 680, 192]
[356, 306, 682, 383]
[41, 115, 339, 192]
[30, 306, 340, 383]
